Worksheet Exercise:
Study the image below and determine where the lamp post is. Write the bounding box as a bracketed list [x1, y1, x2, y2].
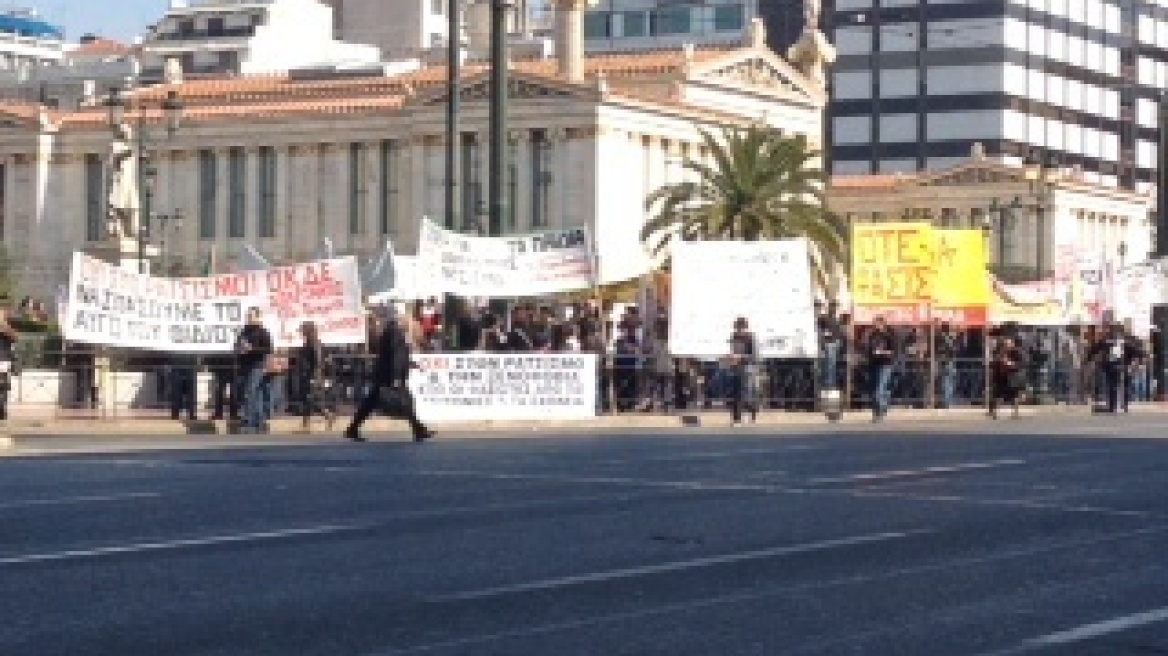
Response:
[103, 86, 185, 274]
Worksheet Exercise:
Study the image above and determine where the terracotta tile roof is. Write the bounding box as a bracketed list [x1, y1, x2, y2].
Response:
[38, 45, 757, 129]
[70, 38, 130, 58]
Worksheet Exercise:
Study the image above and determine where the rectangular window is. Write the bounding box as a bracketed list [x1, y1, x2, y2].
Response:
[378, 140, 397, 235]
[431, 0, 444, 15]
[622, 11, 647, 37]
[198, 149, 217, 240]
[84, 154, 103, 242]
[652, 7, 691, 35]
[227, 147, 246, 239]
[584, 12, 611, 39]
[531, 130, 551, 228]
[349, 142, 368, 236]
[257, 146, 277, 239]
[713, 5, 745, 32]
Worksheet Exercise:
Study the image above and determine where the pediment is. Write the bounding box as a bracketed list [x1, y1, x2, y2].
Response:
[691, 50, 825, 106]
[413, 72, 596, 108]
[918, 163, 1027, 187]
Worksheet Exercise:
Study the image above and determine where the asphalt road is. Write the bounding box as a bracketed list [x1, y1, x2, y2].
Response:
[1, 415, 1167, 655]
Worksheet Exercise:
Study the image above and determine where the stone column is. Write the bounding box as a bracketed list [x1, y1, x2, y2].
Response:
[271, 146, 290, 253]
[244, 146, 260, 244]
[509, 130, 530, 231]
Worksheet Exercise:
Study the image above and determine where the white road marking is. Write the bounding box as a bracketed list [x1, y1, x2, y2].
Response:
[388, 525, 1168, 655]
[0, 524, 363, 567]
[982, 606, 1168, 655]
[431, 530, 931, 602]
[421, 469, 787, 493]
[809, 459, 1027, 484]
[0, 492, 162, 510]
[1030, 607, 1168, 645]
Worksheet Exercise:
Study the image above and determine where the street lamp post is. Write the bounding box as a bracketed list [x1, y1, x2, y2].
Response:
[103, 86, 185, 275]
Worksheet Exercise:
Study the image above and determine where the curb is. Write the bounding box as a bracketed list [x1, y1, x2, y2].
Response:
[0, 404, 1136, 439]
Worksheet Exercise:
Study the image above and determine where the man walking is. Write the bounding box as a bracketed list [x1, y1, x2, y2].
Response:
[344, 306, 434, 443]
[1091, 323, 1144, 413]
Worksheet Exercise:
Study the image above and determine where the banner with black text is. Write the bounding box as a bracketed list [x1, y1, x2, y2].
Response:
[63, 252, 366, 351]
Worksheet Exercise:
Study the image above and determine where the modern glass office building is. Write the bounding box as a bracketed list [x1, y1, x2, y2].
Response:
[830, 0, 1168, 193]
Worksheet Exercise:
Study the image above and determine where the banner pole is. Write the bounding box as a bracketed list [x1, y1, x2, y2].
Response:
[927, 317, 937, 410]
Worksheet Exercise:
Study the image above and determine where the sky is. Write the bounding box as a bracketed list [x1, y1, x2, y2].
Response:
[17, 0, 170, 42]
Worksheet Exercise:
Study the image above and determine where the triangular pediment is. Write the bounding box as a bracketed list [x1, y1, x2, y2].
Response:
[413, 71, 597, 108]
[918, 162, 1028, 187]
[691, 49, 825, 107]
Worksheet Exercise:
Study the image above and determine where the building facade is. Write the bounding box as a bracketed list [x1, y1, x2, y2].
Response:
[141, 0, 379, 81]
[583, 0, 757, 51]
[829, 0, 1168, 196]
[828, 152, 1154, 283]
[0, 28, 825, 300]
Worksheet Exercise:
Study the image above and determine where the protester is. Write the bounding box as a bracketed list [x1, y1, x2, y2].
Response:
[727, 316, 759, 426]
[934, 321, 958, 409]
[236, 307, 274, 433]
[988, 335, 1026, 420]
[1090, 323, 1144, 414]
[343, 306, 433, 443]
[866, 316, 896, 421]
[296, 321, 337, 433]
[0, 309, 18, 420]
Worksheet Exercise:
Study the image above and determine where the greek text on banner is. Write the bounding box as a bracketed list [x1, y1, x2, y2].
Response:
[408, 353, 598, 422]
[417, 218, 595, 297]
[63, 251, 366, 351]
[851, 222, 936, 324]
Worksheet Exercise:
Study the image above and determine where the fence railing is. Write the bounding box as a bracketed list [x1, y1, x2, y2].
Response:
[5, 349, 1150, 419]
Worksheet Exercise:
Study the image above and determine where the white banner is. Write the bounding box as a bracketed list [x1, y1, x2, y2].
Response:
[670, 240, 819, 358]
[408, 353, 597, 421]
[417, 219, 595, 297]
[63, 252, 366, 351]
[1114, 262, 1166, 338]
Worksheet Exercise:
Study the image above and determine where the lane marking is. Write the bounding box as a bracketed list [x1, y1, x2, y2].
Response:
[431, 530, 930, 602]
[0, 524, 363, 566]
[388, 525, 1168, 655]
[421, 470, 1153, 518]
[0, 492, 162, 510]
[809, 459, 1027, 484]
[0, 490, 699, 568]
[421, 470, 786, 493]
[1029, 606, 1168, 646]
[982, 606, 1168, 655]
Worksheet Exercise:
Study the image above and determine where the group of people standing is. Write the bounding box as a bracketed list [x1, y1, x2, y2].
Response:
[860, 316, 1149, 421]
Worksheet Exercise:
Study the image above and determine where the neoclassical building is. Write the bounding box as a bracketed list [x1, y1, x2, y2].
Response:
[828, 149, 1155, 283]
[0, 18, 825, 300]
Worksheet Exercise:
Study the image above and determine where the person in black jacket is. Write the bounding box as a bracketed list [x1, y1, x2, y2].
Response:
[236, 307, 274, 433]
[1090, 323, 1144, 413]
[866, 316, 896, 422]
[343, 306, 433, 443]
[295, 321, 336, 432]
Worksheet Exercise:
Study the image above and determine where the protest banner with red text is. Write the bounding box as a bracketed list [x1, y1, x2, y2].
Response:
[63, 252, 366, 351]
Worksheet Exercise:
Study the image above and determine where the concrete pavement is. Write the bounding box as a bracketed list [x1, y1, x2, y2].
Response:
[1, 415, 1167, 654]
[2, 401, 1158, 439]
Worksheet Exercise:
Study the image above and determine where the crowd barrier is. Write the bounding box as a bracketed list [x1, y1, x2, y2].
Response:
[3, 349, 1154, 419]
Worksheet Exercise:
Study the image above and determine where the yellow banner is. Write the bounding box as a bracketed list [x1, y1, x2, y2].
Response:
[851, 222, 935, 323]
[931, 229, 991, 325]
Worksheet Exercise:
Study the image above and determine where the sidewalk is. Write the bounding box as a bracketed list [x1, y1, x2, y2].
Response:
[1, 403, 1156, 439]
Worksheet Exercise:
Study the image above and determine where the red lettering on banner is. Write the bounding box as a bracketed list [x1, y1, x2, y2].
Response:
[215, 274, 252, 298]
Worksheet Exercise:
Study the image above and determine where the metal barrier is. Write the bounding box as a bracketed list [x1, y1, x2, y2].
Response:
[1, 348, 1143, 419]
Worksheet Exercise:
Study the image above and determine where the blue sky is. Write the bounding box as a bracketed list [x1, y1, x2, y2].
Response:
[20, 0, 169, 42]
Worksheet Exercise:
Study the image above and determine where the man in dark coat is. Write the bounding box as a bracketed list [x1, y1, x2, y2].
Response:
[1090, 323, 1144, 413]
[343, 307, 433, 443]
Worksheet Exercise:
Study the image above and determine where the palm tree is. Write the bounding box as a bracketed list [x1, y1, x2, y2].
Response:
[640, 124, 847, 293]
